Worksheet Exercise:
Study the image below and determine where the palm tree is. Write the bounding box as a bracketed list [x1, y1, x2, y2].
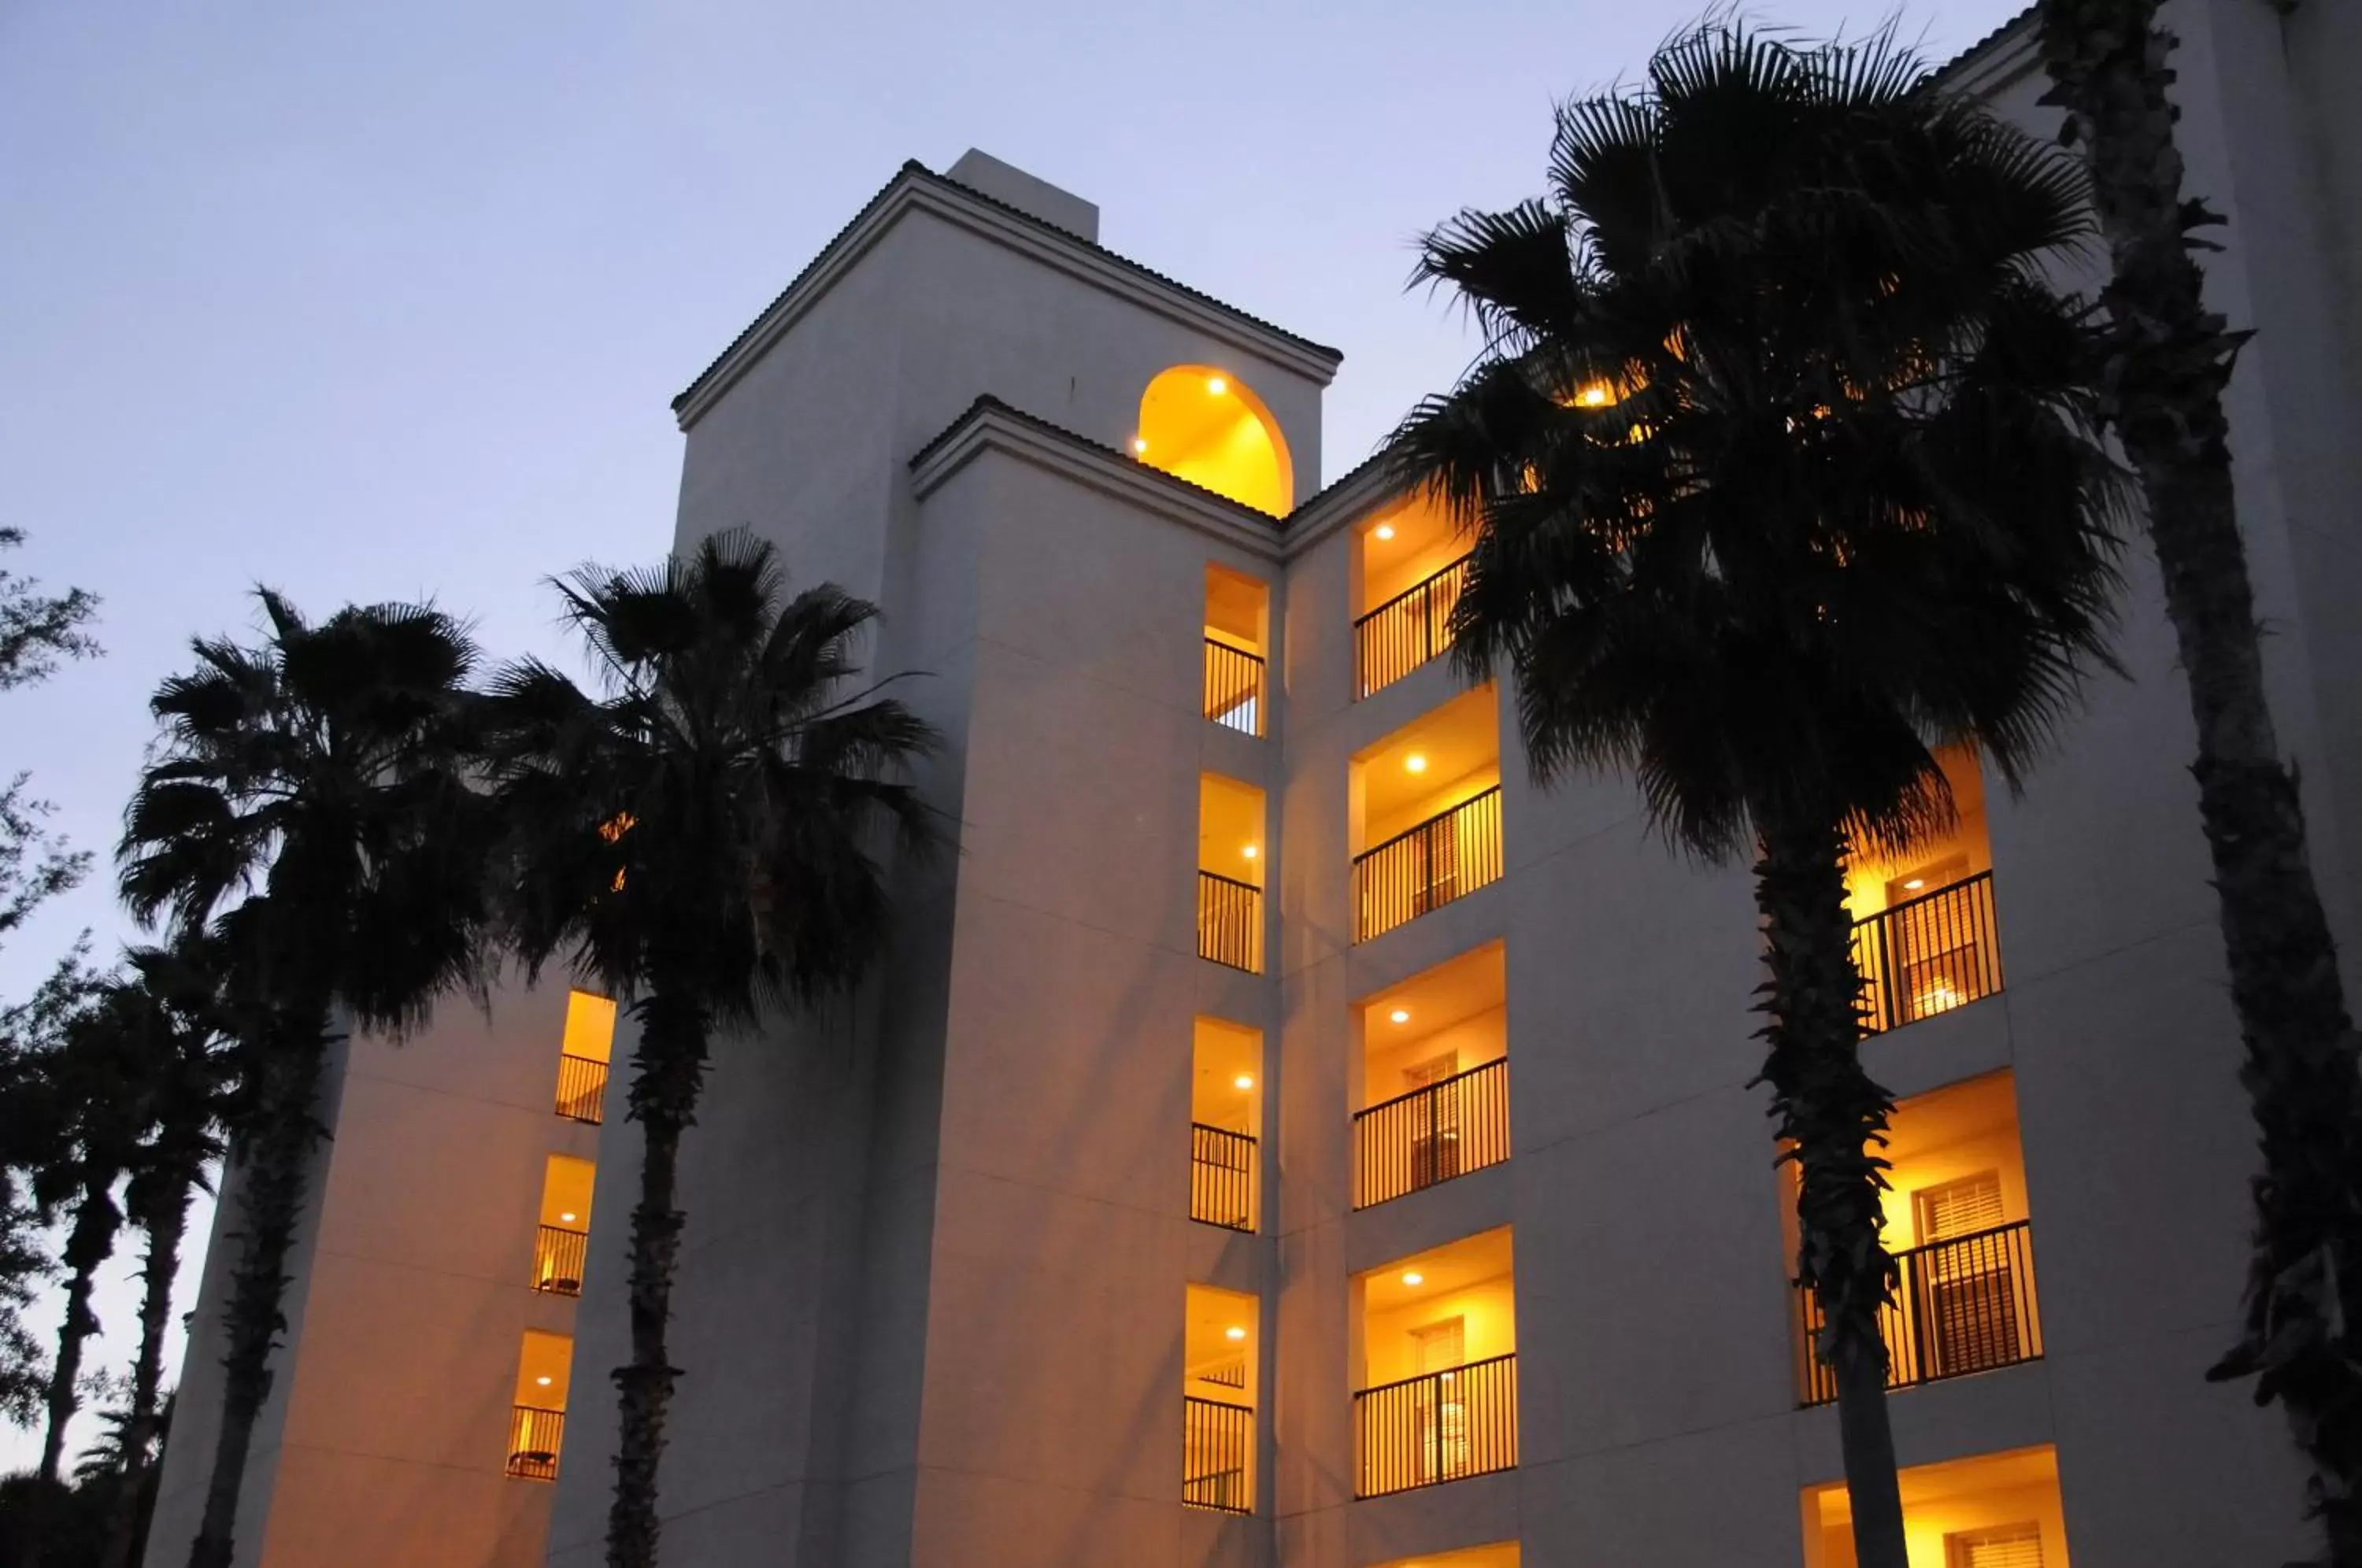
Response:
[1387, 26, 2124, 1568]
[2034, 5, 2362, 1557]
[118, 592, 499, 1568]
[99, 944, 230, 1568]
[480, 530, 938, 1568]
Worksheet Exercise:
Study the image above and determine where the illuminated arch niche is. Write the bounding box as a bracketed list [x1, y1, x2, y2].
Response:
[1133, 366, 1294, 516]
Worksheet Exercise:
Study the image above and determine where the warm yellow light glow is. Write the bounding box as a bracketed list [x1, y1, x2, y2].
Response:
[1389, 1008, 1410, 1025]
[1903, 877, 1925, 890]
[1576, 382, 1612, 407]
[558, 1211, 577, 1224]
[1242, 844, 1257, 859]
[1233, 1073, 1255, 1090]
[1132, 437, 1150, 454]
[535, 1375, 553, 1386]
[1137, 366, 1293, 512]
[1373, 524, 1396, 541]
[1225, 1325, 1247, 1341]
[1401, 1270, 1424, 1287]
[1405, 753, 1428, 774]
[1207, 377, 1227, 395]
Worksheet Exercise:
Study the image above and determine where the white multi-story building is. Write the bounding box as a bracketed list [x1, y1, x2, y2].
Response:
[141, 3, 2362, 1565]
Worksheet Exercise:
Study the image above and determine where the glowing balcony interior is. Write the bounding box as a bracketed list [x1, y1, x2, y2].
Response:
[1355, 491, 1468, 698]
[1790, 1071, 2043, 1404]
[1198, 773, 1265, 972]
[1184, 1281, 1258, 1513]
[1805, 1445, 2069, 1568]
[1134, 365, 1293, 516]
[1354, 942, 1509, 1208]
[1203, 563, 1269, 737]
[1351, 686, 1503, 941]
[1845, 745, 2001, 1032]
[532, 1153, 595, 1296]
[1190, 1017, 1262, 1232]
[554, 989, 616, 1123]
[506, 1329, 573, 1481]
[1367, 1548, 1521, 1568]
[1355, 1226, 1519, 1496]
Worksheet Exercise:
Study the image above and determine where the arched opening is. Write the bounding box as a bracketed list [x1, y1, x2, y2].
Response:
[1134, 366, 1294, 516]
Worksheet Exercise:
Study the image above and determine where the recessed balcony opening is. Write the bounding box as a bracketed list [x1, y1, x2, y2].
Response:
[1805, 1445, 2069, 1568]
[1353, 1227, 1518, 1498]
[1846, 745, 2001, 1033]
[1350, 686, 1502, 942]
[1368, 1547, 1521, 1568]
[1183, 1282, 1258, 1514]
[1135, 365, 1293, 516]
[1788, 1071, 2043, 1406]
[1353, 942, 1509, 1209]
[1190, 1018, 1261, 1232]
[554, 989, 615, 1124]
[1354, 492, 1468, 698]
[532, 1154, 594, 1296]
[1203, 563, 1270, 738]
[1198, 773, 1264, 973]
[505, 1329, 572, 1481]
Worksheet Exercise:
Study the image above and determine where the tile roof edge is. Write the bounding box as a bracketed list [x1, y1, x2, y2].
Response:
[672, 161, 1341, 423]
[907, 395, 1290, 529]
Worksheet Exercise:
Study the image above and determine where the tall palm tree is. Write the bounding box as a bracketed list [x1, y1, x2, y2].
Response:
[119, 592, 499, 1568]
[99, 943, 231, 1568]
[2034, 5, 2362, 1557]
[480, 530, 938, 1568]
[1387, 27, 2124, 1568]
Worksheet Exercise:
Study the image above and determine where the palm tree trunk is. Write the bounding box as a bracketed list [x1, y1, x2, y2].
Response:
[2038, 7, 2362, 1559]
[187, 1036, 325, 1568]
[102, 1167, 194, 1568]
[38, 1183, 121, 1484]
[606, 992, 709, 1568]
[1755, 812, 1908, 1568]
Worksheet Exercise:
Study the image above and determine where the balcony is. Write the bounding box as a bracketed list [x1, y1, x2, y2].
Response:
[1354, 790, 1503, 943]
[1356, 1354, 1518, 1498]
[1198, 872, 1263, 972]
[1204, 639, 1266, 736]
[1852, 871, 2003, 1034]
[1198, 773, 1265, 973]
[1355, 1059, 1509, 1210]
[1190, 1124, 1257, 1231]
[1355, 1227, 1517, 1499]
[1805, 1445, 2070, 1568]
[554, 1053, 605, 1122]
[1794, 1220, 2043, 1403]
[505, 1405, 565, 1481]
[1184, 1396, 1253, 1513]
[532, 1223, 588, 1296]
[1356, 554, 1469, 699]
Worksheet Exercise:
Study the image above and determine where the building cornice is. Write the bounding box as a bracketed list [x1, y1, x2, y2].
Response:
[674, 164, 1342, 431]
[909, 397, 1288, 560]
[1280, 452, 1405, 555]
[1934, 6, 2041, 98]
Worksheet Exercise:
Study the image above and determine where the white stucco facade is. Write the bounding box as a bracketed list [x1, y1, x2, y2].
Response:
[144, 4, 2360, 1565]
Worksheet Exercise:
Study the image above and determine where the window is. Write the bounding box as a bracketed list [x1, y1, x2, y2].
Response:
[1948, 1523, 2044, 1568]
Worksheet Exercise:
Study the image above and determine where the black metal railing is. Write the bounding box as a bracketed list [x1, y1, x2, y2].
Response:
[1354, 1352, 1517, 1498]
[1355, 555, 1469, 699]
[532, 1224, 589, 1296]
[1183, 1396, 1253, 1514]
[1198, 870, 1263, 972]
[1204, 638, 1266, 738]
[1353, 1057, 1509, 1209]
[1353, 787, 1503, 943]
[505, 1405, 565, 1481]
[1794, 1219, 2042, 1406]
[555, 1052, 607, 1124]
[1191, 1123, 1257, 1231]
[1851, 871, 2002, 1034]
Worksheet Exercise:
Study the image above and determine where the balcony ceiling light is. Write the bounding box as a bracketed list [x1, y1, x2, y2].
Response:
[1207, 376, 1228, 396]
[1405, 753, 1428, 774]
[535, 1374, 553, 1386]
[1373, 524, 1396, 541]
[1132, 437, 1150, 454]
[1903, 878, 1924, 890]
[1233, 1073, 1255, 1090]
[558, 1211, 577, 1223]
[1242, 845, 1257, 859]
[1401, 1270, 1423, 1287]
[1225, 1325, 1247, 1341]
[1389, 1008, 1410, 1024]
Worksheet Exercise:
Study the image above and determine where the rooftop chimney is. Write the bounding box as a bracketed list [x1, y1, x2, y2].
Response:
[943, 149, 1100, 243]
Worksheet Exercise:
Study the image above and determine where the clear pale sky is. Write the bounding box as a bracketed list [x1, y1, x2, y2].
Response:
[0, 0, 2030, 1472]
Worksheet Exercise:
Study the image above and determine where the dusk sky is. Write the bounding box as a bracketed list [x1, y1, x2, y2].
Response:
[0, 0, 2030, 1470]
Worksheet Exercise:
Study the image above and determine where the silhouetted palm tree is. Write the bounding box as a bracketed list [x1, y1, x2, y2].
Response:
[481, 531, 938, 1568]
[1388, 26, 2123, 1567]
[2035, 6, 2362, 1558]
[119, 593, 498, 1568]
